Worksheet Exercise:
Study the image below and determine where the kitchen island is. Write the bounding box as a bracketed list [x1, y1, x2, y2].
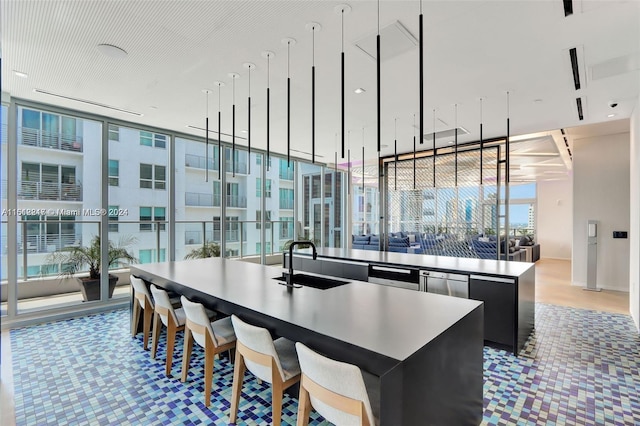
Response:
[289, 247, 535, 355]
[131, 257, 484, 425]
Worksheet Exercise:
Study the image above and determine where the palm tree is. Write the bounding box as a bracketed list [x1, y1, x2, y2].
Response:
[184, 241, 221, 259]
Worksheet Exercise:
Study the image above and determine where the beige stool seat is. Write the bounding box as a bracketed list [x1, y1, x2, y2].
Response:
[295, 342, 380, 426]
[149, 285, 187, 376]
[229, 315, 301, 426]
[180, 296, 237, 407]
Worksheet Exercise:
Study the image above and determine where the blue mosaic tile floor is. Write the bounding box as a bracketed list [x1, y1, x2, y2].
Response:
[9, 304, 640, 425]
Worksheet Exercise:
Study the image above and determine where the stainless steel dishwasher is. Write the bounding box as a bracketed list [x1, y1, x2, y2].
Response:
[420, 271, 469, 298]
[368, 265, 421, 291]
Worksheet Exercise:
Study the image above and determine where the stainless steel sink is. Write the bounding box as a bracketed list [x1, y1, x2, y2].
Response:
[272, 273, 350, 290]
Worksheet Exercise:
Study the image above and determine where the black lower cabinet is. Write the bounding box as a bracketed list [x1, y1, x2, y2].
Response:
[469, 275, 516, 351]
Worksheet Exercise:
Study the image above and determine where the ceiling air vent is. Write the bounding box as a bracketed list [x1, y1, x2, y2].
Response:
[576, 97, 584, 120]
[418, 127, 469, 141]
[354, 21, 417, 62]
[563, 0, 573, 17]
[569, 48, 580, 90]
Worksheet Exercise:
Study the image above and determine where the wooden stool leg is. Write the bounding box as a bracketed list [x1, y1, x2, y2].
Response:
[229, 353, 246, 423]
[142, 301, 153, 350]
[204, 344, 215, 407]
[165, 320, 176, 376]
[151, 313, 162, 359]
[131, 300, 140, 337]
[181, 328, 193, 383]
[272, 377, 284, 426]
[296, 382, 311, 426]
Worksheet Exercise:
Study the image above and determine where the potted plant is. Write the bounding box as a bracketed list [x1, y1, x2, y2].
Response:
[47, 235, 137, 302]
[184, 241, 221, 259]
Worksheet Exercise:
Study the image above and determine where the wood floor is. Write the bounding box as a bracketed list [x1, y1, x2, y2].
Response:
[535, 258, 629, 314]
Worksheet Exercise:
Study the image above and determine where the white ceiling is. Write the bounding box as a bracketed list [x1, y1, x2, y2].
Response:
[2, 0, 639, 166]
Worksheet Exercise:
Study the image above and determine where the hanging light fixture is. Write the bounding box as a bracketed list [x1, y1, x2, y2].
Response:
[262, 51, 275, 171]
[454, 103, 458, 187]
[306, 22, 321, 164]
[347, 130, 351, 195]
[202, 88, 212, 182]
[432, 108, 436, 188]
[413, 113, 416, 189]
[229, 73, 240, 178]
[506, 92, 510, 184]
[419, 0, 424, 145]
[334, 4, 351, 159]
[215, 81, 225, 180]
[377, 0, 381, 154]
[480, 98, 484, 185]
[243, 62, 256, 175]
[394, 117, 398, 191]
[362, 127, 365, 194]
[282, 37, 296, 168]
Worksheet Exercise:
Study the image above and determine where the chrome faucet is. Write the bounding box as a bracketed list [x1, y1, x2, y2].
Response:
[287, 241, 317, 286]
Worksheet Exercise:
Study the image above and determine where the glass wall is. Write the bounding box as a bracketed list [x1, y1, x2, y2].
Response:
[14, 105, 104, 311]
[1, 104, 8, 316]
[1, 99, 347, 320]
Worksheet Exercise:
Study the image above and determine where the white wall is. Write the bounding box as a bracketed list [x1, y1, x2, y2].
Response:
[572, 132, 630, 291]
[630, 99, 640, 331]
[537, 177, 572, 259]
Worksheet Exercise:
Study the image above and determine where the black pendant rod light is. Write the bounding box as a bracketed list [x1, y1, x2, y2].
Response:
[215, 81, 224, 180]
[244, 62, 256, 175]
[432, 109, 436, 188]
[334, 5, 351, 158]
[229, 73, 239, 178]
[306, 22, 321, 164]
[262, 51, 275, 171]
[394, 117, 398, 191]
[419, 0, 424, 145]
[282, 37, 296, 168]
[479, 98, 483, 185]
[376, 0, 381, 154]
[454, 103, 458, 187]
[347, 130, 351, 195]
[362, 127, 365, 194]
[506, 92, 510, 184]
[203, 88, 211, 182]
[413, 113, 416, 189]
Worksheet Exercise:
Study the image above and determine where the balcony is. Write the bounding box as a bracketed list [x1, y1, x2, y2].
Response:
[279, 199, 294, 210]
[226, 161, 248, 175]
[20, 127, 83, 153]
[185, 192, 221, 207]
[15, 233, 80, 254]
[185, 154, 219, 171]
[279, 169, 294, 181]
[18, 181, 83, 201]
[226, 195, 247, 208]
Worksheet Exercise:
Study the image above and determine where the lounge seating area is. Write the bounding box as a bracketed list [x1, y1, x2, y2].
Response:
[352, 233, 540, 262]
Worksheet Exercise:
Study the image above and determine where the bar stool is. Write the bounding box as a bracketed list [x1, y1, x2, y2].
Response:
[295, 342, 379, 426]
[150, 284, 187, 376]
[180, 296, 237, 407]
[130, 276, 181, 350]
[229, 315, 301, 426]
[130, 276, 154, 350]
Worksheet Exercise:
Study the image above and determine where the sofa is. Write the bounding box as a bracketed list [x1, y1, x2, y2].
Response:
[470, 236, 526, 261]
[352, 234, 380, 251]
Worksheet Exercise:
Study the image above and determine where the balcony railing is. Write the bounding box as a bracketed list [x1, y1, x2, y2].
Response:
[20, 127, 83, 152]
[279, 169, 294, 180]
[279, 199, 294, 210]
[226, 161, 248, 175]
[18, 181, 83, 201]
[185, 192, 221, 207]
[226, 195, 247, 208]
[15, 233, 80, 254]
[185, 154, 219, 171]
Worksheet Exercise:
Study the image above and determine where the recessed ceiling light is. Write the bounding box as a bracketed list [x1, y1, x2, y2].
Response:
[241, 129, 248, 133]
[607, 113, 616, 118]
[533, 99, 543, 103]
[97, 44, 128, 59]
[354, 88, 366, 94]
[14, 70, 28, 78]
